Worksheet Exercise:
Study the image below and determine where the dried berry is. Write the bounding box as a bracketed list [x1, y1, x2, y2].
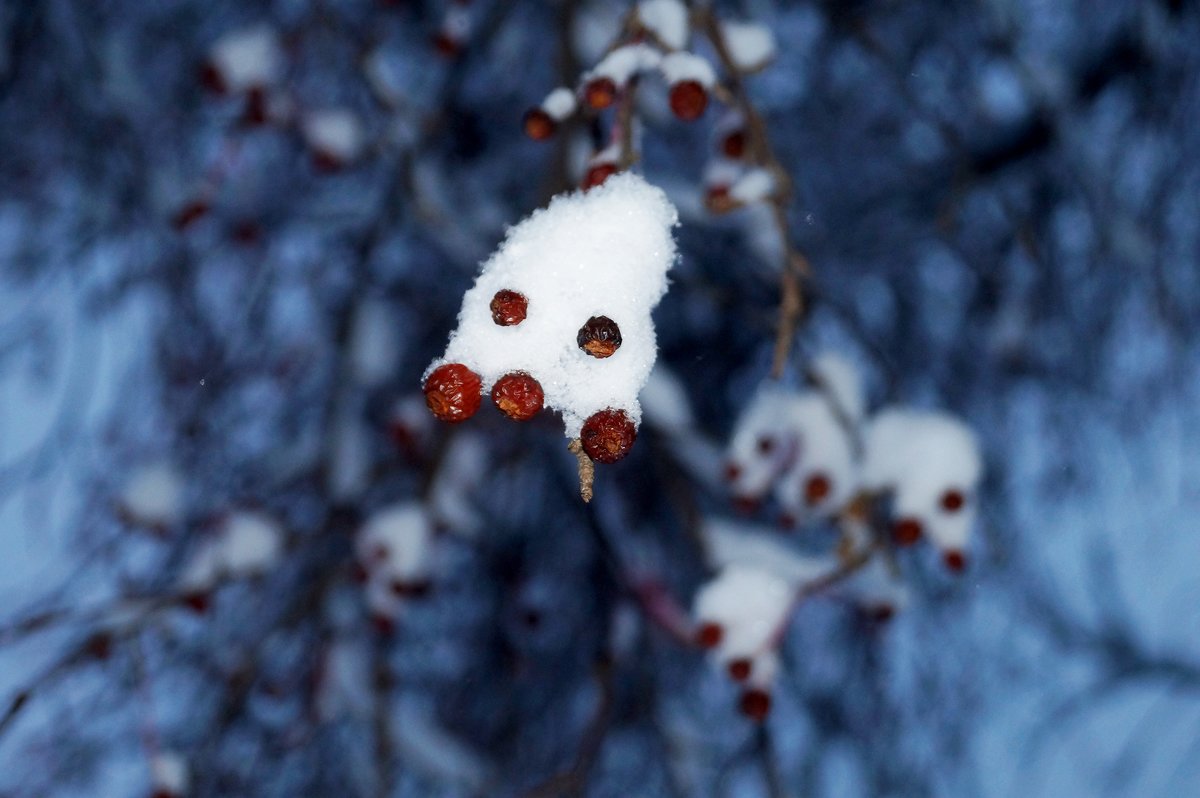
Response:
[424, 363, 483, 423]
[943, 549, 967, 573]
[804, 473, 832, 506]
[893, 518, 922, 546]
[491, 372, 545, 421]
[669, 80, 708, 121]
[739, 688, 772, 721]
[522, 108, 556, 141]
[695, 622, 723, 649]
[727, 658, 753, 682]
[940, 489, 966, 513]
[583, 77, 617, 109]
[582, 162, 618, 191]
[580, 408, 637, 463]
[576, 315, 622, 358]
[490, 289, 528, 326]
[721, 130, 746, 158]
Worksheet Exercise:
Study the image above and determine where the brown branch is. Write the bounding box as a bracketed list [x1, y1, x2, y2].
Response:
[567, 438, 595, 503]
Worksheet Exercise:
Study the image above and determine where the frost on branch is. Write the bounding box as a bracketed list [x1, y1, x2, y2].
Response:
[425, 173, 678, 481]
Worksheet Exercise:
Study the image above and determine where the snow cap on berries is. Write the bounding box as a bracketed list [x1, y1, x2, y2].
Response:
[428, 173, 678, 438]
[303, 109, 366, 166]
[807, 352, 867, 424]
[719, 21, 777, 72]
[208, 25, 284, 93]
[179, 510, 284, 590]
[637, 0, 690, 50]
[724, 387, 800, 501]
[659, 52, 717, 90]
[863, 407, 982, 558]
[150, 751, 189, 798]
[773, 392, 858, 519]
[585, 44, 663, 88]
[693, 565, 793, 664]
[357, 502, 433, 587]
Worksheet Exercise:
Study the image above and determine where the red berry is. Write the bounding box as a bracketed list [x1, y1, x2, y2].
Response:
[941, 489, 966, 513]
[724, 462, 742, 482]
[580, 408, 637, 463]
[669, 80, 708, 121]
[182, 591, 210, 614]
[893, 518, 922, 546]
[721, 130, 746, 158]
[85, 633, 113, 661]
[804, 473, 832, 506]
[739, 689, 771, 721]
[728, 658, 752, 681]
[522, 108, 556, 140]
[695, 621, 723, 649]
[582, 162, 618, 191]
[757, 436, 774, 455]
[491, 372, 544, 421]
[943, 549, 967, 573]
[490, 289, 528, 326]
[172, 200, 210, 231]
[199, 62, 226, 94]
[583, 77, 617, 109]
[424, 363, 483, 423]
[576, 316, 622, 358]
[705, 184, 736, 214]
[243, 87, 268, 126]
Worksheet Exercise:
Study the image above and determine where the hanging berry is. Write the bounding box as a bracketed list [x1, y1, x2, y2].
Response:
[423, 363, 483, 423]
[491, 372, 545, 421]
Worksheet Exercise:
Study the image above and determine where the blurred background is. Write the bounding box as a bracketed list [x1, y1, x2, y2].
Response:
[2, 0, 1199, 796]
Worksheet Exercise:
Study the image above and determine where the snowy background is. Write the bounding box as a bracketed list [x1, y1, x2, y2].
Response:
[2, 0, 1199, 796]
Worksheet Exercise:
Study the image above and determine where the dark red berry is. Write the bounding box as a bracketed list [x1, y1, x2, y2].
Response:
[669, 80, 708, 121]
[576, 316, 622, 358]
[724, 462, 742, 482]
[312, 150, 343, 173]
[804, 473, 832, 506]
[522, 108, 556, 140]
[371, 614, 395, 636]
[182, 591, 210, 614]
[490, 289, 528, 326]
[583, 77, 617, 109]
[172, 200, 210, 231]
[433, 32, 461, 58]
[739, 689, 771, 721]
[728, 658, 752, 681]
[733, 495, 759, 515]
[424, 363, 483, 423]
[243, 87, 268, 126]
[893, 518, 922, 546]
[705, 184, 736, 214]
[941, 489, 966, 513]
[757, 436, 774, 455]
[199, 62, 226, 94]
[580, 408, 637, 463]
[721, 130, 746, 158]
[943, 549, 967, 573]
[582, 162, 618, 191]
[695, 622, 723, 649]
[491, 372, 544, 421]
[85, 633, 113, 661]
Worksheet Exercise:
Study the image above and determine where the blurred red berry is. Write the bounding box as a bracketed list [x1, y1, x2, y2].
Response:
[893, 518, 922, 546]
[199, 62, 226, 94]
[728, 658, 752, 681]
[583, 77, 617, 109]
[804, 473, 832, 506]
[522, 108, 556, 140]
[182, 591, 210, 614]
[582, 162, 618, 191]
[424, 363, 483, 423]
[940, 489, 966, 512]
[943, 549, 967, 573]
[172, 200, 210, 231]
[695, 622, 723, 649]
[739, 688, 771, 721]
[433, 31, 461, 58]
[724, 462, 742, 482]
[669, 80, 707, 121]
[722, 130, 746, 158]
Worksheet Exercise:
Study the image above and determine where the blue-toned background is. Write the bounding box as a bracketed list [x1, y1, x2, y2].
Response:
[2, 1, 1199, 796]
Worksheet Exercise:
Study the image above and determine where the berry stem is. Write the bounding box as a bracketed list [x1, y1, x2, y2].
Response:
[567, 438, 596, 503]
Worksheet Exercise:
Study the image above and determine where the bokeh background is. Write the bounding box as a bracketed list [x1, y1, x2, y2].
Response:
[2, 0, 1199, 796]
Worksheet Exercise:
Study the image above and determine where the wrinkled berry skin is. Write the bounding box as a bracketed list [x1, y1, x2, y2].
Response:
[577, 316, 622, 358]
[581, 408, 637, 463]
[522, 108, 556, 141]
[490, 289, 528, 326]
[491, 372, 544, 421]
[582, 163, 618, 191]
[424, 363, 482, 423]
[669, 80, 708, 121]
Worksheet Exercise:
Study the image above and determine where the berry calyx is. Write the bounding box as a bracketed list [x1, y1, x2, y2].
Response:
[522, 108, 556, 140]
[804, 473, 832, 506]
[943, 549, 967, 573]
[583, 77, 617, 109]
[893, 518, 922, 546]
[576, 315, 622, 358]
[669, 80, 708, 121]
[728, 658, 753, 682]
[424, 363, 483, 423]
[580, 408, 637, 463]
[721, 130, 746, 158]
[491, 372, 545, 421]
[940, 489, 966, 513]
[490, 289, 528, 326]
[739, 689, 771, 721]
[694, 621, 723, 649]
[582, 162, 618, 191]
